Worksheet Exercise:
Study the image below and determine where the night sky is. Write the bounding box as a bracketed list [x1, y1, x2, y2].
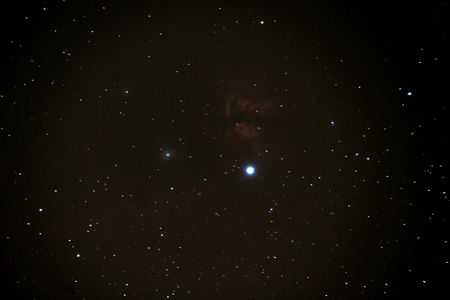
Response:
[1, 1, 449, 299]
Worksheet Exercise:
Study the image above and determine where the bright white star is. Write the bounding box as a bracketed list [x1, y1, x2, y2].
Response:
[245, 166, 255, 175]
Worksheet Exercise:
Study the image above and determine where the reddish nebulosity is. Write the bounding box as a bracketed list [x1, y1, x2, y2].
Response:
[233, 121, 258, 140]
[223, 85, 274, 152]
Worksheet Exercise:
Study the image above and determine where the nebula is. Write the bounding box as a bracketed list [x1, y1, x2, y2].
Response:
[223, 84, 274, 152]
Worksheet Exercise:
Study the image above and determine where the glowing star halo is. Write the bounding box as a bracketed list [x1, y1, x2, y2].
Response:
[245, 166, 255, 175]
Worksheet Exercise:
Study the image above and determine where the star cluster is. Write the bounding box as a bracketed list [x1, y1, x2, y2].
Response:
[1, 1, 448, 299]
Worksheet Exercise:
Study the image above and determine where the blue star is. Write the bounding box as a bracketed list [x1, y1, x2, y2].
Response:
[245, 166, 255, 175]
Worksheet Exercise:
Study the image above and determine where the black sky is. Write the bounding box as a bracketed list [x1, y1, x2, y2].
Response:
[1, 1, 449, 299]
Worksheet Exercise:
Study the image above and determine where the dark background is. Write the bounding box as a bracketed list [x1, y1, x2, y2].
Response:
[1, 0, 448, 299]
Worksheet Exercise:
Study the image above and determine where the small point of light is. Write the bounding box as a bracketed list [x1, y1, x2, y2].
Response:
[125, 90, 129, 94]
[407, 92, 412, 96]
[330, 121, 335, 125]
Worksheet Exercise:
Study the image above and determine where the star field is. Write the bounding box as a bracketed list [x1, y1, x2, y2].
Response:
[1, 1, 449, 299]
